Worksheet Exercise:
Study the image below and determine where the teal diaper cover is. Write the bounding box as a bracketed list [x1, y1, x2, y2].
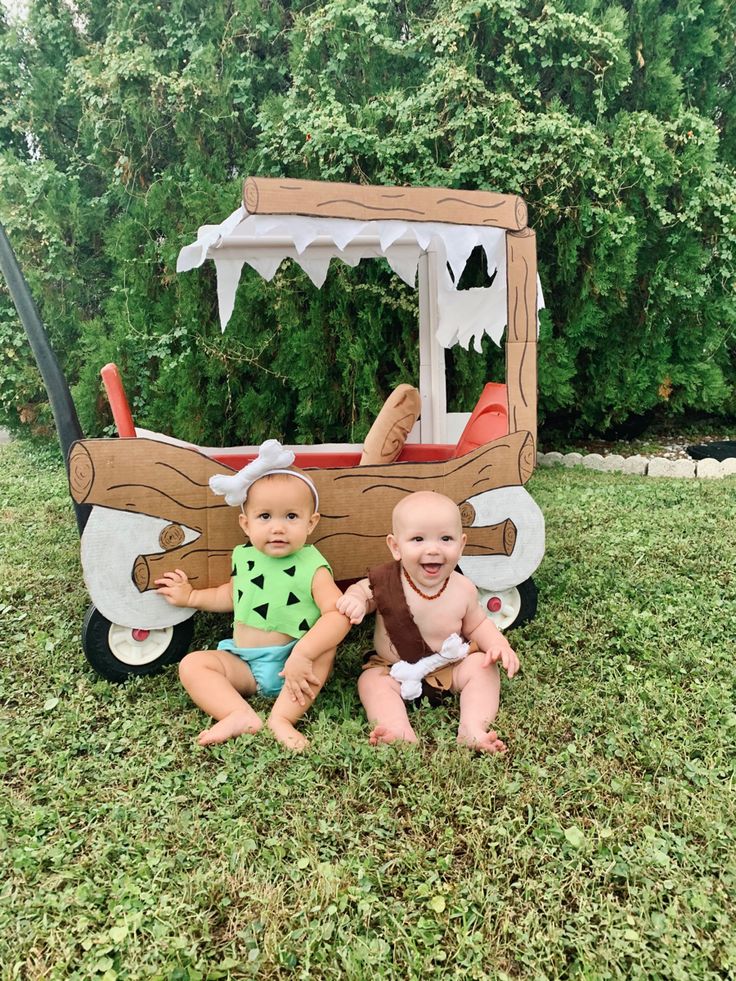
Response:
[217, 638, 297, 697]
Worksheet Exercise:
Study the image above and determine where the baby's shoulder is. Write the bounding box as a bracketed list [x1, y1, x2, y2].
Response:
[302, 543, 332, 572]
[231, 542, 254, 569]
[451, 570, 479, 597]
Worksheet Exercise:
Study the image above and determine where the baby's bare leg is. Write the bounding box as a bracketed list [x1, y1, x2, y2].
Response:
[179, 649, 261, 746]
[452, 652, 506, 753]
[267, 646, 337, 751]
[358, 668, 418, 745]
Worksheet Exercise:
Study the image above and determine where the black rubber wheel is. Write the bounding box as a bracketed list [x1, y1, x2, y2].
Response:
[479, 577, 538, 631]
[81, 604, 195, 682]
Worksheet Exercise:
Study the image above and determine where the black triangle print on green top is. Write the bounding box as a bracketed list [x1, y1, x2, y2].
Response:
[286, 592, 300, 606]
[299, 619, 309, 632]
[284, 565, 296, 577]
[251, 574, 265, 589]
[253, 603, 269, 620]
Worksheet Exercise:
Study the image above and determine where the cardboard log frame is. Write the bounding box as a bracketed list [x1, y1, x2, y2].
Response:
[70, 432, 534, 596]
[505, 228, 538, 443]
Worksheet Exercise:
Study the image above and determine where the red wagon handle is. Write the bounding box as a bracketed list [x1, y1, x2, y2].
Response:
[100, 363, 136, 438]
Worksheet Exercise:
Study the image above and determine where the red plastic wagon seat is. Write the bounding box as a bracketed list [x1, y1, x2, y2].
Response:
[452, 382, 509, 457]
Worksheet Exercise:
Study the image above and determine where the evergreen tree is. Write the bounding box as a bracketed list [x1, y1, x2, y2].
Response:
[1, 0, 734, 442]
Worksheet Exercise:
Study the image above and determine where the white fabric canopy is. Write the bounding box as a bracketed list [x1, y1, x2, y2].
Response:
[177, 206, 544, 351]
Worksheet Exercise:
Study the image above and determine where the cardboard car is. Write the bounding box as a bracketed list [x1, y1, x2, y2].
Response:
[5, 177, 545, 681]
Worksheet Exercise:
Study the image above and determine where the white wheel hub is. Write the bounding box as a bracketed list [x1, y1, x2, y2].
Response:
[478, 586, 521, 632]
[107, 623, 174, 666]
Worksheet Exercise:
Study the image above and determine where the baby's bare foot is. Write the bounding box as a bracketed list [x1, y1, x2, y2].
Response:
[198, 709, 262, 746]
[457, 729, 507, 753]
[268, 715, 309, 752]
[369, 724, 418, 746]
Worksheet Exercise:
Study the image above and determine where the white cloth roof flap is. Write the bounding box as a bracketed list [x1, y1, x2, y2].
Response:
[177, 207, 545, 346]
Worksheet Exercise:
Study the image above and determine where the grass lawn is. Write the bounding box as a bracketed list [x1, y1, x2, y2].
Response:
[2, 436, 735, 980]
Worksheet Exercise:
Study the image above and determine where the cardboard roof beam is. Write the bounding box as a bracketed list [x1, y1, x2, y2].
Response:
[243, 177, 528, 231]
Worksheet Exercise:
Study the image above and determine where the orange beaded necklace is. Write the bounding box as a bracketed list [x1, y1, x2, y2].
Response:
[402, 565, 450, 601]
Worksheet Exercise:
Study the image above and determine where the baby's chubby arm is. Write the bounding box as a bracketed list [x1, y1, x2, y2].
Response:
[155, 569, 234, 612]
[335, 578, 376, 625]
[462, 581, 520, 678]
[280, 566, 353, 705]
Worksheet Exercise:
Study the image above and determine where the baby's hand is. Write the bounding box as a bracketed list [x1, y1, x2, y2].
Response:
[482, 638, 520, 678]
[336, 592, 367, 625]
[155, 569, 193, 608]
[280, 649, 320, 706]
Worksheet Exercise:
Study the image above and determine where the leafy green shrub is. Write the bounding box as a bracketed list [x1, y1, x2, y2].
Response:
[1, 0, 734, 441]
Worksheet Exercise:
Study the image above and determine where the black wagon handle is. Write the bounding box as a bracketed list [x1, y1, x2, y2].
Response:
[0, 220, 90, 535]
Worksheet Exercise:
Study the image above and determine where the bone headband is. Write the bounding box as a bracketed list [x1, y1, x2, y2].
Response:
[208, 439, 319, 510]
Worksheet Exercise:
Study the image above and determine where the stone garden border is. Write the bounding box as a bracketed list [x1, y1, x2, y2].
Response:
[537, 451, 736, 479]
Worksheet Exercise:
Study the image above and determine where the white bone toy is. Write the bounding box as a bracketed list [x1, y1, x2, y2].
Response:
[389, 632, 470, 700]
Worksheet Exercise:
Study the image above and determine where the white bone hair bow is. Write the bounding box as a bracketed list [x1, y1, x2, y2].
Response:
[389, 633, 470, 701]
[209, 439, 301, 507]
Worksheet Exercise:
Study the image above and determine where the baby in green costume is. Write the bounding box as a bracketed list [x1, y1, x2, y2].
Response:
[156, 440, 351, 751]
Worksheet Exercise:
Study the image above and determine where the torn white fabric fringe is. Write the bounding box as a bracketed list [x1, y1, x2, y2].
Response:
[177, 207, 544, 350]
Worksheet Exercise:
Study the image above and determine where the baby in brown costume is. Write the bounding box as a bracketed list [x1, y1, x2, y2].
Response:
[337, 491, 519, 751]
